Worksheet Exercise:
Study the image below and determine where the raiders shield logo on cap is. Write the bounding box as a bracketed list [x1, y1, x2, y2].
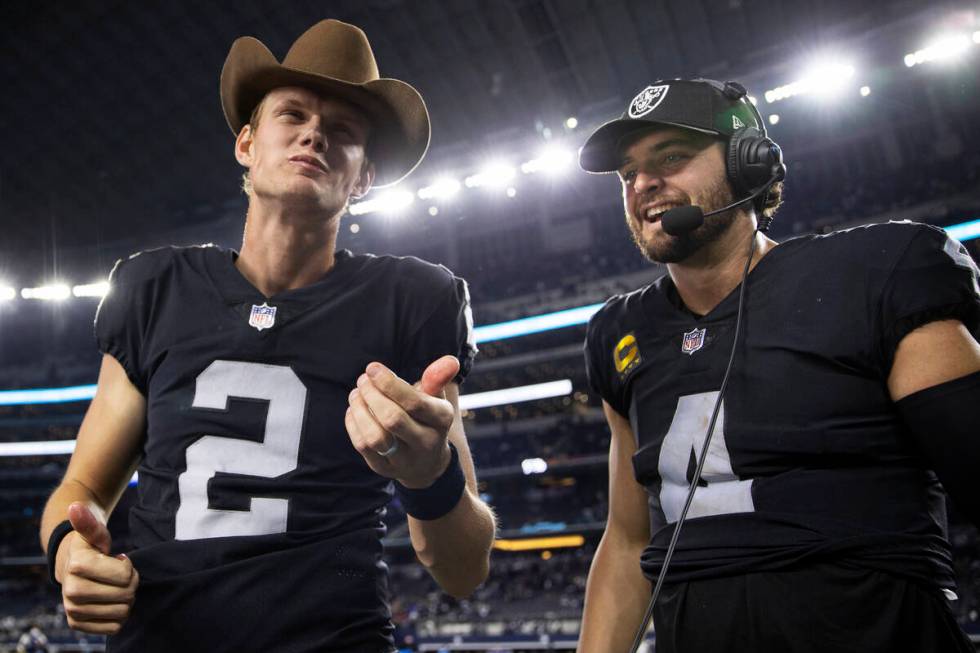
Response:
[628, 85, 670, 118]
[249, 303, 277, 331]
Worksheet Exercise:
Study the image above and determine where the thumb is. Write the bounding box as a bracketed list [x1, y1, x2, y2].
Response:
[67, 502, 112, 555]
[419, 355, 460, 397]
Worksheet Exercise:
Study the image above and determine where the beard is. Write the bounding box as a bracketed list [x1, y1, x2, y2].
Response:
[626, 177, 738, 264]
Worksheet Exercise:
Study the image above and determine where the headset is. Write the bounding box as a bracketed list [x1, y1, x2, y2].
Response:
[660, 80, 787, 236]
[715, 79, 787, 231]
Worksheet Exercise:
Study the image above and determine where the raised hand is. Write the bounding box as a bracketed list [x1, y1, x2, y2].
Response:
[57, 502, 138, 635]
[345, 355, 460, 488]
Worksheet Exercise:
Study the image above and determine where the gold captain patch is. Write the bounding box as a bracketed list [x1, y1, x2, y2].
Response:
[613, 333, 641, 377]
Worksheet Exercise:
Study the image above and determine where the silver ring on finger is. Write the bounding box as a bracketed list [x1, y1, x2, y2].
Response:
[377, 439, 399, 457]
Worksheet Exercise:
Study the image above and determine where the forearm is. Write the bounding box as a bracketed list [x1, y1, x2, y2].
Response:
[407, 488, 496, 598]
[578, 531, 652, 653]
[41, 355, 145, 554]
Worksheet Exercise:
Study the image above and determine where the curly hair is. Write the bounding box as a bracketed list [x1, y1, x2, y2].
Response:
[759, 179, 784, 223]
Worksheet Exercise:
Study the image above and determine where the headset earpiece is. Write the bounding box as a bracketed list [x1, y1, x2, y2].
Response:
[727, 127, 785, 196]
[725, 127, 786, 232]
[716, 79, 787, 200]
[686, 79, 788, 229]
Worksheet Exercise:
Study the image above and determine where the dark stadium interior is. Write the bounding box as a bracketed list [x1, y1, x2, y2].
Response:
[3, 0, 980, 651]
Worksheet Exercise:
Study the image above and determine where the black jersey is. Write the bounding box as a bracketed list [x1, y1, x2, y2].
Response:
[585, 221, 980, 588]
[95, 245, 476, 653]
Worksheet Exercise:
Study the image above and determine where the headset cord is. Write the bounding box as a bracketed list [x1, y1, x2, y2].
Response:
[627, 228, 760, 653]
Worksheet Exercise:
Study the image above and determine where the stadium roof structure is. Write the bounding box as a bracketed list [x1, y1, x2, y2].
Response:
[2, 0, 977, 278]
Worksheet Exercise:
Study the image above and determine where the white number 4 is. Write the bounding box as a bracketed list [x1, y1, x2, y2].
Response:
[657, 391, 754, 523]
[175, 361, 307, 540]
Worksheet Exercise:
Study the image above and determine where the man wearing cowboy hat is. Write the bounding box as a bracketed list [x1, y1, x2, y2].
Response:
[39, 20, 495, 652]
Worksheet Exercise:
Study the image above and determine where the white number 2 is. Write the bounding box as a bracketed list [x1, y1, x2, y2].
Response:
[175, 361, 307, 540]
[657, 391, 754, 523]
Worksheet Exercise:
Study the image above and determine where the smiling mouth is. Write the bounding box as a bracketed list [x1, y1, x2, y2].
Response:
[640, 205, 684, 224]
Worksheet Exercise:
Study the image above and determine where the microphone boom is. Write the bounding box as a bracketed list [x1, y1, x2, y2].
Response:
[661, 205, 705, 236]
[658, 173, 780, 236]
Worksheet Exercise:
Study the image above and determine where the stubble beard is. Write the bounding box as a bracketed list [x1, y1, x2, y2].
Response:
[627, 178, 738, 264]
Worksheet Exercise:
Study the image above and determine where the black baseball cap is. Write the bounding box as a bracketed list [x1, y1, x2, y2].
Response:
[579, 78, 763, 173]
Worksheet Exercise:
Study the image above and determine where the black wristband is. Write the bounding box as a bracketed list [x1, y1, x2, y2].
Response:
[46, 520, 74, 587]
[394, 442, 466, 521]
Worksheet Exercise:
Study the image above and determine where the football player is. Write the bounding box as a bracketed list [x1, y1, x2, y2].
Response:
[39, 20, 496, 652]
[576, 78, 980, 652]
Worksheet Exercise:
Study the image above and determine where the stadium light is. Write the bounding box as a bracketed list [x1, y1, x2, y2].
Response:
[21, 284, 71, 301]
[493, 535, 585, 552]
[1, 377, 572, 413]
[947, 218, 980, 242]
[0, 285, 15, 301]
[521, 457, 548, 475]
[459, 379, 573, 410]
[465, 162, 516, 188]
[764, 60, 855, 103]
[0, 440, 77, 456]
[473, 303, 604, 343]
[974, 30, 980, 45]
[564, 116, 578, 130]
[520, 146, 575, 175]
[348, 188, 414, 216]
[2, 379, 574, 457]
[904, 33, 972, 67]
[0, 438, 139, 486]
[769, 114, 780, 125]
[0, 383, 97, 406]
[417, 177, 461, 200]
[860, 86, 871, 97]
[72, 282, 109, 298]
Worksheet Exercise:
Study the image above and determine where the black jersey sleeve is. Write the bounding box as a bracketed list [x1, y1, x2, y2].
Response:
[877, 224, 980, 369]
[399, 265, 477, 387]
[584, 298, 630, 417]
[94, 249, 171, 394]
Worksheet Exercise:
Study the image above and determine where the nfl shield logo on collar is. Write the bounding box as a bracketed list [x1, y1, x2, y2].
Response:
[248, 303, 277, 331]
[628, 85, 670, 118]
[681, 327, 706, 355]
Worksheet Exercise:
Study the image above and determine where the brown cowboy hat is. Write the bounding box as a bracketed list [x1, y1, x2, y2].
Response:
[220, 19, 430, 188]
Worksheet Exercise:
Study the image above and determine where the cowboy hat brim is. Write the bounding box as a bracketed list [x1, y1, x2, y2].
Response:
[221, 36, 429, 188]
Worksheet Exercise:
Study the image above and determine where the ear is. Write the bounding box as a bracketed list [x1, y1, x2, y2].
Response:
[351, 160, 376, 200]
[234, 124, 255, 168]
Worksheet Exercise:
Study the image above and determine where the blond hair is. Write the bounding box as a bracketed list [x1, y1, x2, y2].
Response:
[240, 96, 269, 197]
